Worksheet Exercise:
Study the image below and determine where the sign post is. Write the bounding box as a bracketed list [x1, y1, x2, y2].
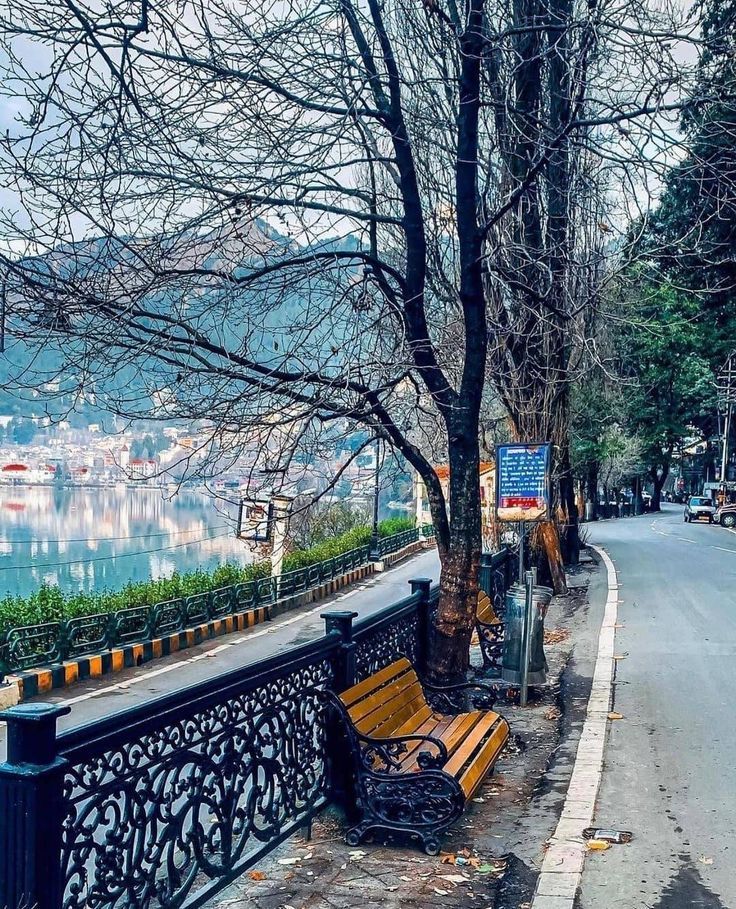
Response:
[520, 571, 535, 707]
[496, 443, 551, 704]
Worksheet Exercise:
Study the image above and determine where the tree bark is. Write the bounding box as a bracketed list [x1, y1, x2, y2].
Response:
[426, 431, 483, 683]
[538, 521, 567, 595]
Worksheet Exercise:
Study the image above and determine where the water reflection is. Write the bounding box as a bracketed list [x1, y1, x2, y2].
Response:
[0, 486, 253, 597]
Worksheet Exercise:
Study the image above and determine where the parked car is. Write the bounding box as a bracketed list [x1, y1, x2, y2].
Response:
[715, 503, 736, 528]
[684, 496, 716, 523]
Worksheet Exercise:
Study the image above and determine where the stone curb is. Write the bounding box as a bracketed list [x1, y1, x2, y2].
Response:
[530, 544, 620, 909]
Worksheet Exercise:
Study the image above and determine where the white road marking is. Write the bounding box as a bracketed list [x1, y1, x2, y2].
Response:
[531, 544, 619, 908]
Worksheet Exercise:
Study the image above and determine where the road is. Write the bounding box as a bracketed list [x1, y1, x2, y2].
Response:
[580, 504, 736, 909]
[0, 549, 440, 752]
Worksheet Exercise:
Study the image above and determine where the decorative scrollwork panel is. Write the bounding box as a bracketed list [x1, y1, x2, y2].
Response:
[354, 612, 420, 683]
[60, 660, 334, 909]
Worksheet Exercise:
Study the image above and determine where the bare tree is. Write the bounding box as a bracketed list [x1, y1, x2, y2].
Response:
[0, 0, 701, 678]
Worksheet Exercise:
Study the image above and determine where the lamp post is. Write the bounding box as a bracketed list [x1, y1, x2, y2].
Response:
[369, 438, 381, 561]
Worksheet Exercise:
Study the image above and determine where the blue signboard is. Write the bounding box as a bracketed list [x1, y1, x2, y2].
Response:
[496, 442, 551, 522]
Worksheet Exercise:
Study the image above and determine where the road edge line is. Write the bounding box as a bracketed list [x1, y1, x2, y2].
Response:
[530, 544, 619, 908]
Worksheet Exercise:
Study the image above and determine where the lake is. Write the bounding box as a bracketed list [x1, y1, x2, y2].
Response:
[0, 486, 254, 599]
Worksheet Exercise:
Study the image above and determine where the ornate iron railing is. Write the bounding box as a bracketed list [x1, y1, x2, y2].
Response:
[0, 575, 437, 909]
[0, 525, 434, 677]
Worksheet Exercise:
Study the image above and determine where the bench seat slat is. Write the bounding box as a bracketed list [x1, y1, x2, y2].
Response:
[477, 593, 501, 626]
[340, 658, 413, 708]
[458, 719, 510, 797]
[443, 712, 505, 778]
[368, 692, 430, 738]
[348, 676, 424, 726]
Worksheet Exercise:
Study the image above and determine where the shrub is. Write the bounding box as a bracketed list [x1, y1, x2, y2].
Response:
[0, 560, 271, 633]
[0, 517, 420, 633]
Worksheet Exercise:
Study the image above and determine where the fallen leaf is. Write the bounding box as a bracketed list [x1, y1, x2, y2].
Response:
[433, 888, 450, 896]
[439, 874, 471, 884]
[248, 870, 266, 881]
[544, 628, 569, 645]
[544, 706, 562, 721]
[440, 853, 456, 864]
[608, 712, 624, 720]
[277, 858, 301, 866]
[586, 840, 611, 851]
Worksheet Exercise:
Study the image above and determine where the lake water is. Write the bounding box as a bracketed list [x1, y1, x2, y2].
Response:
[0, 486, 254, 599]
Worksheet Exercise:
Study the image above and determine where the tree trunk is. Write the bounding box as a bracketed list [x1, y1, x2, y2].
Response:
[558, 444, 580, 565]
[426, 436, 482, 683]
[585, 464, 599, 520]
[651, 471, 668, 511]
[538, 521, 567, 595]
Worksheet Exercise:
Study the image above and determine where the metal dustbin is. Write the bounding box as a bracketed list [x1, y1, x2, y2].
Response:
[501, 583, 553, 685]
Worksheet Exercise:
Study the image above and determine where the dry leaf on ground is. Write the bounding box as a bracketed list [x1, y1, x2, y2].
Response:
[608, 712, 624, 720]
[248, 870, 267, 881]
[544, 628, 569, 645]
[544, 706, 562, 721]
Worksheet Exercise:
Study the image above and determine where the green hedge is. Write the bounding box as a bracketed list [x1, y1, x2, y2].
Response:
[0, 517, 417, 633]
[281, 517, 415, 571]
[0, 561, 271, 633]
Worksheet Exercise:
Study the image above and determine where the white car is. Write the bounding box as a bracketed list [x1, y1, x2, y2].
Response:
[684, 496, 716, 523]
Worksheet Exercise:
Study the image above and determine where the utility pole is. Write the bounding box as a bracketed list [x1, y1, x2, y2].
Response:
[369, 438, 381, 560]
[718, 355, 736, 498]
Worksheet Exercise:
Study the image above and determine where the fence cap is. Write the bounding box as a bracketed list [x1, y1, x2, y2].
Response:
[320, 610, 359, 621]
[0, 702, 71, 724]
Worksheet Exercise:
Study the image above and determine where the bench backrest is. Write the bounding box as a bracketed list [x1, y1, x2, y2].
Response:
[477, 591, 501, 626]
[340, 658, 431, 738]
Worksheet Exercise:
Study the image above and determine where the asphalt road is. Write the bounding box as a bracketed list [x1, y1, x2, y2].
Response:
[580, 504, 736, 909]
[0, 549, 440, 754]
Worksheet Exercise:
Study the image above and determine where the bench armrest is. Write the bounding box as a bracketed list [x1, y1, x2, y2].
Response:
[354, 729, 448, 771]
[422, 679, 498, 712]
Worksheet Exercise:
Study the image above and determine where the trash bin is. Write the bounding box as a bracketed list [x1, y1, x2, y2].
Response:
[501, 583, 553, 685]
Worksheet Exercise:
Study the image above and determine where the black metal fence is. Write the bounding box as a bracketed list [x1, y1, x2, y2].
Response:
[0, 525, 434, 677]
[0, 575, 437, 909]
[0, 546, 514, 909]
[479, 548, 514, 612]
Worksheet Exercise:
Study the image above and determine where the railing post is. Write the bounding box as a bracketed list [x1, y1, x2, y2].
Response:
[409, 577, 433, 675]
[0, 703, 70, 909]
[322, 610, 358, 691]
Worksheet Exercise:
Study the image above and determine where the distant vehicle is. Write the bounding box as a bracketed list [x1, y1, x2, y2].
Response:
[684, 496, 716, 523]
[714, 503, 736, 528]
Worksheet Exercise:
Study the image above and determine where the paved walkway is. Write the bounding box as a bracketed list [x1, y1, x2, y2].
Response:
[0, 548, 440, 751]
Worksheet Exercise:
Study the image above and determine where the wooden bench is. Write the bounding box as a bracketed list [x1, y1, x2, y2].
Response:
[476, 591, 504, 671]
[328, 657, 510, 854]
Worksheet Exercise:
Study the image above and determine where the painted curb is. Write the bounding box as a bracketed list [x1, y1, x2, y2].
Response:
[530, 544, 619, 909]
[0, 679, 20, 709]
[11, 605, 271, 700]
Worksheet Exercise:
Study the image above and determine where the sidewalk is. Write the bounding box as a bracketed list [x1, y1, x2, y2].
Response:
[207, 559, 607, 909]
